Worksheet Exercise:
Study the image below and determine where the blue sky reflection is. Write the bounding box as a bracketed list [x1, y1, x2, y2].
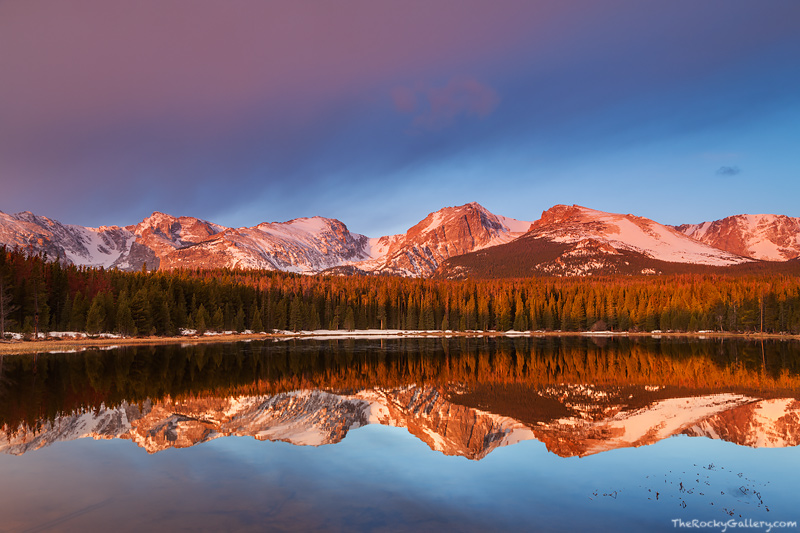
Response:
[1, 426, 798, 532]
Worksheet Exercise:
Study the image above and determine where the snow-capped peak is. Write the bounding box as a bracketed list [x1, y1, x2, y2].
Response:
[529, 205, 752, 266]
[351, 202, 534, 277]
[674, 213, 800, 262]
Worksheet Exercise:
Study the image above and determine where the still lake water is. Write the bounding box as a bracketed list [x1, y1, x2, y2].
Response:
[1, 336, 799, 532]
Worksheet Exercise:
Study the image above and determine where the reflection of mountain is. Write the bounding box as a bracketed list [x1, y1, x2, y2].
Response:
[534, 393, 753, 457]
[2, 385, 798, 459]
[683, 398, 800, 448]
[0, 388, 529, 459]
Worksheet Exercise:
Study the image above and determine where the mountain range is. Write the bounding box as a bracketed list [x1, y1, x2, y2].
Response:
[2, 384, 798, 459]
[1, 202, 799, 277]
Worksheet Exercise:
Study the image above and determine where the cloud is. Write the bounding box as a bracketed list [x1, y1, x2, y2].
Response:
[392, 78, 500, 130]
[716, 166, 741, 176]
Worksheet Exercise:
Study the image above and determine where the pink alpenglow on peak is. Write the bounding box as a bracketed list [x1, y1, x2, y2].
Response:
[674, 214, 800, 262]
[2, 202, 799, 278]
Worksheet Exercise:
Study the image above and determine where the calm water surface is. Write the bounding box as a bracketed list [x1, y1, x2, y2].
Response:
[1, 337, 799, 532]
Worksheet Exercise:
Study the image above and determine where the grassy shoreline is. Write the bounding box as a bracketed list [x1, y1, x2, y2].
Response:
[1, 329, 799, 355]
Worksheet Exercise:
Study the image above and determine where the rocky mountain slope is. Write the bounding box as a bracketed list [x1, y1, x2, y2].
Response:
[2, 202, 799, 278]
[0, 210, 137, 269]
[528, 205, 750, 266]
[0, 203, 532, 277]
[437, 205, 757, 278]
[354, 202, 531, 276]
[156, 216, 373, 273]
[674, 214, 800, 262]
[0, 210, 374, 274]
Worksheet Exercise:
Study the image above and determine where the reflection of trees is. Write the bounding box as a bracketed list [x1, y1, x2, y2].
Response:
[2, 337, 800, 433]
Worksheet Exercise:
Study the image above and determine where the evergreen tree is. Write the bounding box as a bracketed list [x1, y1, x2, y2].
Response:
[148, 287, 171, 335]
[275, 297, 288, 331]
[195, 304, 209, 334]
[69, 292, 88, 332]
[496, 294, 512, 331]
[86, 294, 106, 334]
[212, 307, 225, 332]
[545, 301, 557, 331]
[422, 303, 435, 331]
[224, 301, 234, 331]
[405, 300, 417, 331]
[172, 286, 188, 330]
[344, 306, 356, 331]
[308, 304, 321, 331]
[58, 291, 73, 331]
[560, 298, 573, 331]
[0, 268, 17, 337]
[513, 294, 527, 331]
[250, 305, 264, 332]
[289, 297, 304, 332]
[130, 287, 153, 334]
[115, 291, 135, 335]
[329, 305, 341, 330]
[234, 305, 246, 332]
[377, 302, 387, 330]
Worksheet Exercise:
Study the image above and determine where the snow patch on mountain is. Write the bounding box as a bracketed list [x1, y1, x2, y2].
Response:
[0, 210, 137, 268]
[355, 202, 534, 276]
[531, 205, 751, 266]
[62, 225, 133, 269]
[675, 213, 800, 261]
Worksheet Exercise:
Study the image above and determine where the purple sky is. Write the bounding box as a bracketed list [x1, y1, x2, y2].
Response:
[1, 1, 799, 236]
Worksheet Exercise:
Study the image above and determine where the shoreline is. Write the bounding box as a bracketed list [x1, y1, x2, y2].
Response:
[1, 329, 799, 355]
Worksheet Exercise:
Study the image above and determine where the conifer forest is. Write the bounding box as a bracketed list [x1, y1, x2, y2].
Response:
[2, 246, 800, 337]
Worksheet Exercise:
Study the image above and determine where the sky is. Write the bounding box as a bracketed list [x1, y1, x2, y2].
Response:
[1, 0, 799, 237]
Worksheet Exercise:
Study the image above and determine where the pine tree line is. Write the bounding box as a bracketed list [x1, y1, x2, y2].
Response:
[2, 246, 800, 336]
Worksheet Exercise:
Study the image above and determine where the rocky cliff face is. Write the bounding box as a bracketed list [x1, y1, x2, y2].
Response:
[357, 202, 532, 277]
[674, 214, 800, 262]
[0, 210, 134, 268]
[130, 212, 224, 260]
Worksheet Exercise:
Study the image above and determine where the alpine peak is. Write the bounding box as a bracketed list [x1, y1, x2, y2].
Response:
[1, 203, 797, 278]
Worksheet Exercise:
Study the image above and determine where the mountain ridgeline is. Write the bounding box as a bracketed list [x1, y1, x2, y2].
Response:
[2, 202, 800, 278]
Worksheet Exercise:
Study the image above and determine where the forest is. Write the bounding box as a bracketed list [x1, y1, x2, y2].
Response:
[2, 246, 800, 337]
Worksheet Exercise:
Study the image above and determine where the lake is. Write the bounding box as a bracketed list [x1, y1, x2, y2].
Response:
[1, 336, 799, 532]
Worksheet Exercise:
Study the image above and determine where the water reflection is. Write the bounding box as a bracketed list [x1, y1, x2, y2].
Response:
[3, 383, 799, 459]
[1, 337, 799, 458]
[1, 337, 799, 532]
